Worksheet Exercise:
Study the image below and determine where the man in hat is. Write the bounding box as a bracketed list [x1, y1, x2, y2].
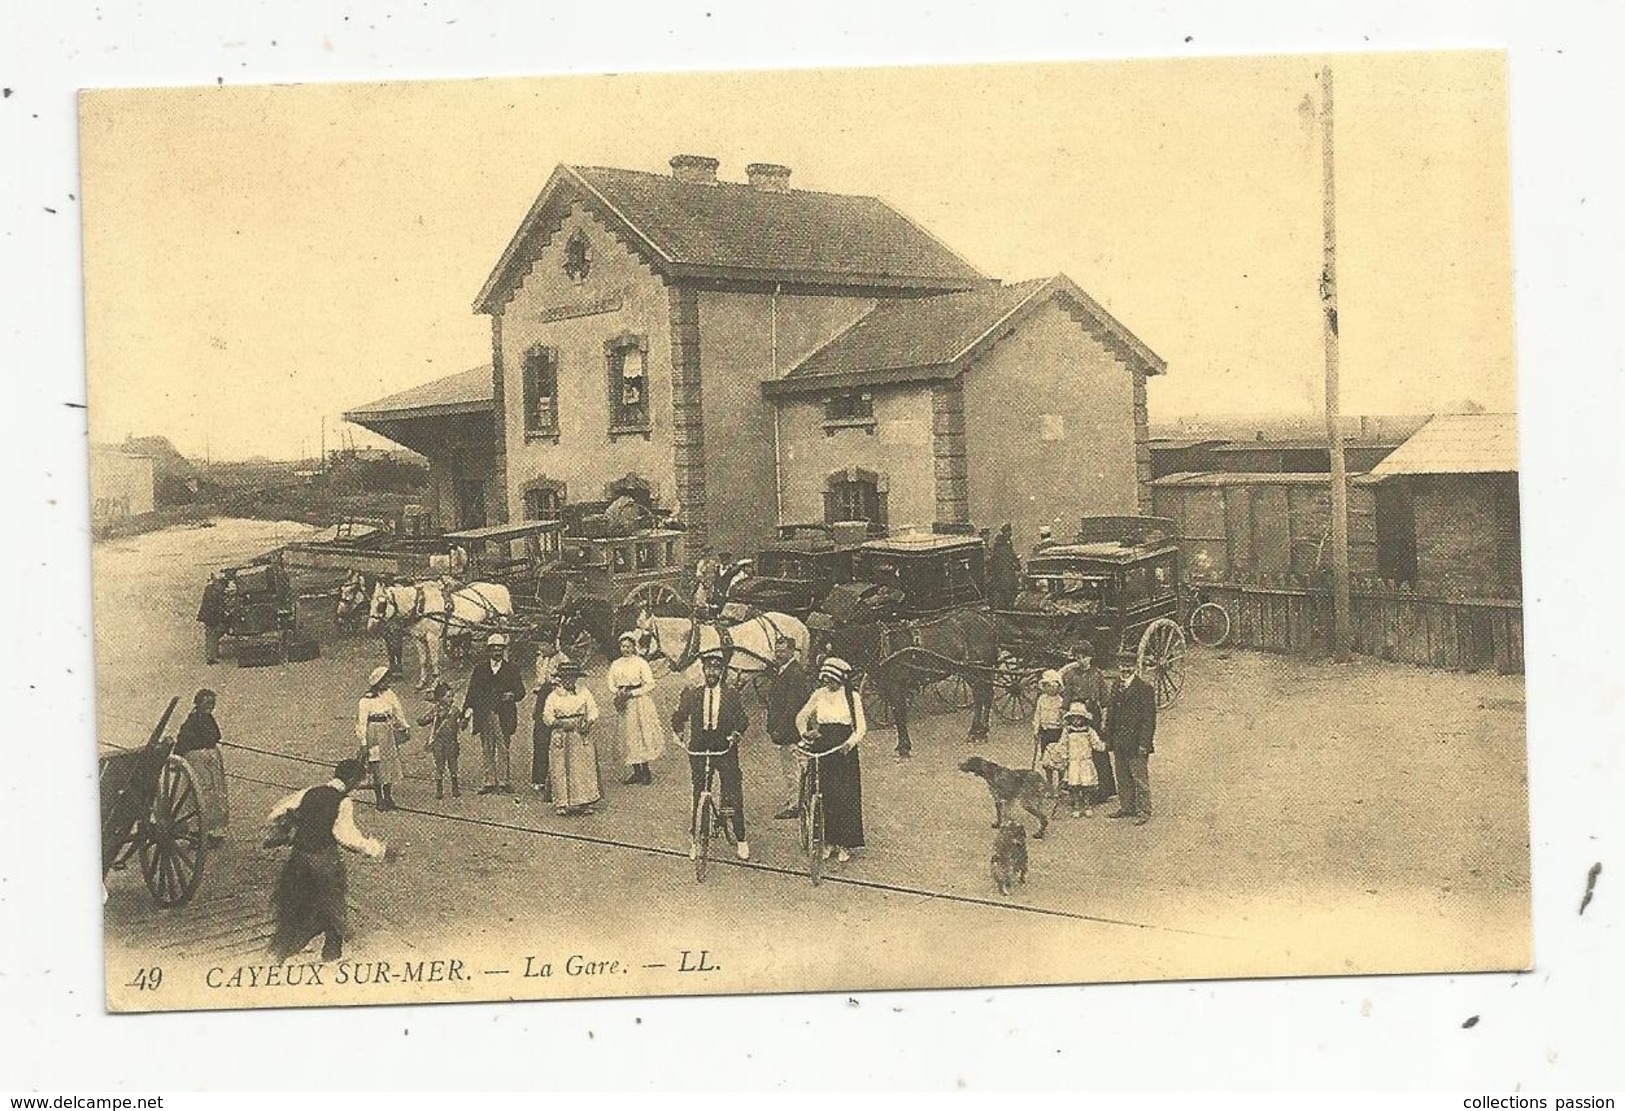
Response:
[265, 758, 395, 962]
[462, 633, 526, 795]
[1105, 652, 1157, 825]
[197, 572, 228, 664]
[1060, 640, 1114, 803]
[765, 634, 813, 819]
[671, 650, 751, 860]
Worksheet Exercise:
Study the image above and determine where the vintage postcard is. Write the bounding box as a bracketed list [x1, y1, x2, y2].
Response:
[82, 52, 1527, 1013]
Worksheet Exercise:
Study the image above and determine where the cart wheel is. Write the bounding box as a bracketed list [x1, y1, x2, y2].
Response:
[929, 674, 975, 713]
[858, 673, 893, 729]
[566, 625, 598, 667]
[1187, 601, 1231, 649]
[1138, 618, 1188, 710]
[992, 650, 1040, 723]
[138, 756, 207, 908]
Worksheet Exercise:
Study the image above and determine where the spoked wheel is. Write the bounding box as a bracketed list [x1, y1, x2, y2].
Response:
[858, 673, 894, 729]
[929, 674, 974, 713]
[620, 582, 687, 623]
[1187, 601, 1231, 649]
[694, 792, 718, 883]
[804, 793, 825, 887]
[992, 651, 1040, 723]
[138, 756, 207, 908]
[565, 625, 598, 667]
[1138, 618, 1188, 710]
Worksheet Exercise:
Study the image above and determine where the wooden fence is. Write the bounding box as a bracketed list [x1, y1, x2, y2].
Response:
[1199, 574, 1524, 674]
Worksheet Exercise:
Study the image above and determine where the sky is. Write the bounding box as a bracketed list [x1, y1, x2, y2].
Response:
[78, 51, 1514, 461]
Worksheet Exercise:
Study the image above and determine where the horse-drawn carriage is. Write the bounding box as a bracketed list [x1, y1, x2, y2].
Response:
[217, 557, 317, 667]
[988, 515, 1189, 710]
[100, 698, 207, 907]
[730, 522, 868, 618]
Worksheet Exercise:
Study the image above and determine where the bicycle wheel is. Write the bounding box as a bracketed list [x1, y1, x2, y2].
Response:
[695, 792, 718, 883]
[1188, 601, 1231, 648]
[806, 792, 825, 886]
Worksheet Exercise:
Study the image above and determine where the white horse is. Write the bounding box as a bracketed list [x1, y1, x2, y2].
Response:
[368, 579, 515, 690]
[634, 608, 810, 685]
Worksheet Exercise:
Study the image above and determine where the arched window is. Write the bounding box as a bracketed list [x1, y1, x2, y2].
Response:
[605, 333, 651, 434]
[824, 467, 888, 532]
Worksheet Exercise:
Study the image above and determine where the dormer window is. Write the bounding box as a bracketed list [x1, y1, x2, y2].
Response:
[606, 332, 651, 436]
[823, 390, 876, 434]
[564, 230, 592, 284]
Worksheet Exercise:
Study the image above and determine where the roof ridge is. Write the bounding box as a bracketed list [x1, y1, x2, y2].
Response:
[569, 163, 895, 204]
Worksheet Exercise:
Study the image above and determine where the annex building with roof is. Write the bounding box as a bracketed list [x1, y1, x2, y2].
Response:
[351, 154, 1165, 560]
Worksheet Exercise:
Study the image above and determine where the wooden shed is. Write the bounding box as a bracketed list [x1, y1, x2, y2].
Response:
[1149, 471, 1380, 582]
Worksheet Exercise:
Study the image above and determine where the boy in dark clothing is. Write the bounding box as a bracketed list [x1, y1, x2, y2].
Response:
[417, 680, 462, 799]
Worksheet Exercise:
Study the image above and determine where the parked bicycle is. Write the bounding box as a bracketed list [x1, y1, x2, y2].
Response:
[1180, 583, 1232, 648]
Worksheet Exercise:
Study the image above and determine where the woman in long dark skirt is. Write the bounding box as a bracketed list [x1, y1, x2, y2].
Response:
[794, 657, 866, 863]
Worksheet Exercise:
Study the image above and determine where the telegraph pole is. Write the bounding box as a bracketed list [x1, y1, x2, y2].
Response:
[1319, 65, 1353, 662]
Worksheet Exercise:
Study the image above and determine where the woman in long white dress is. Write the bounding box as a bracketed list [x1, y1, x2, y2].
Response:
[607, 631, 665, 785]
[541, 657, 602, 815]
[356, 665, 410, 811]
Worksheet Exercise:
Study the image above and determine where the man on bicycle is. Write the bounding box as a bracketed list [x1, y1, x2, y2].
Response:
[670, 649, 751, 860]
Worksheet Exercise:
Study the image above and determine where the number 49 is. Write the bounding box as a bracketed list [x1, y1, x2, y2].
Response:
[128, 966, 163, 991]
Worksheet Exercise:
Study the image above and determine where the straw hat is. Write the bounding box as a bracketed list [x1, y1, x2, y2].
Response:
[367, 665, 390, 691]
[485, 633, 510, 649]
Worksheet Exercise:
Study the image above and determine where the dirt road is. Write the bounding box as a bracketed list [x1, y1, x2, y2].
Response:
[94, 520, 1530, 1011]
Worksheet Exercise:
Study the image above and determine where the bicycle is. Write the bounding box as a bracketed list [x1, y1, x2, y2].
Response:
[1180, 583, 1232, 648]
[681, 736, 740, 882]
[794, 738, 840, 886]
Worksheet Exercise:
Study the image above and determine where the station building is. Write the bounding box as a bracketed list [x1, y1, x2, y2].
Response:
[349, 155, 1165, 561]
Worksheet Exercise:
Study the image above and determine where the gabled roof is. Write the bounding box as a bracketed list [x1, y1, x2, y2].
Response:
[1371, 413, 1520, 476]
[761, 274, 1165, 398]
[344, 365, 494, 424]
[475, 164, 987, 312]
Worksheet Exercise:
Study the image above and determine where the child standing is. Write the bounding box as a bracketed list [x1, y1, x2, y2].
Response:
[1059, 700, 1103, 817]
[417, 679, 462, 800]
[1031, 669, 1065, 791]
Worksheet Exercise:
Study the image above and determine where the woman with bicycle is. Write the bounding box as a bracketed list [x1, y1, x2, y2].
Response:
[794, 657, 866, 865]
[670, 649, 751, 861]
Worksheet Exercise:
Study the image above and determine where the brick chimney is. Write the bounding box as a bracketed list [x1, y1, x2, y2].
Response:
[746, 162, 792, 193]
[669, 154, 720, 185]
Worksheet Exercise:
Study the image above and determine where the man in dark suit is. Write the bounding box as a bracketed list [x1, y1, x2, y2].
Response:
[765, 635, 813, 820]
[462, 633, 526, 795]
[1105, 651, 1157, 825]
[671, 650, 751, 860]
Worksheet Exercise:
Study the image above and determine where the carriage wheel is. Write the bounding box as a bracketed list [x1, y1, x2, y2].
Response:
[617, 582, 686, 635]
[1187, 601, 1231, 649]
[137, 756, 207, 908]
[858, 673, 894, 729]
[992, 650, 1040, 723]
[1138, 618, 1188, 710]
[929, 674, 975, 713]
[565, 624, 598, 666]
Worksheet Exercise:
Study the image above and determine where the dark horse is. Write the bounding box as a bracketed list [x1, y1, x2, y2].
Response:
[817, 608, 1002, 757]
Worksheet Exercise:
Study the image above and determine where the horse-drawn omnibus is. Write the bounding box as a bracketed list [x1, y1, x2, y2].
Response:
[990, 515, 1189, 708]
[730, 522, 868, 618]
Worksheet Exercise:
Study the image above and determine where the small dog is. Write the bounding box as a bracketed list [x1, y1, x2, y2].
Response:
[959, 755, 1050, 839]
[991, 821, 1028, 895]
